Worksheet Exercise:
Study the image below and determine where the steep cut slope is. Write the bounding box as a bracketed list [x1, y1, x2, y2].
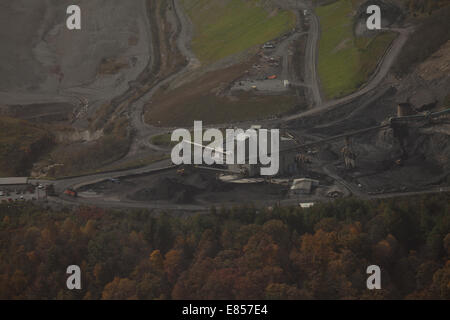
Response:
[0, 117, 54, 177]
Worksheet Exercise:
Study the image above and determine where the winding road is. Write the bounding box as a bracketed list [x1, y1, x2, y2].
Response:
[283, 25, 415, 121]
[303, 10, 323, 107]
[125, 0, 200, 160]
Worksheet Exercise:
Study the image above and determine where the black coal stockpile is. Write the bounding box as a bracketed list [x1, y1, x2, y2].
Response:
[130, 177, 198, 203]
[130, 172, 230, 204]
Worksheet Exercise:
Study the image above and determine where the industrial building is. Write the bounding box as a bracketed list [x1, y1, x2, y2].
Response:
[0, 177, 29, 187]
[397, 102, 416, 117]
[226, 129, 300, 177]
[290, 178, 319, 195]
[0, 177, 30, 193]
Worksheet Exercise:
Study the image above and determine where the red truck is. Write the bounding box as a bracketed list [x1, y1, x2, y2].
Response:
[64, 189, 78, 197]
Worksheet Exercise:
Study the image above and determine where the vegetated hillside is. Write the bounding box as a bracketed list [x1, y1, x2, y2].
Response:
[35, 117, 131, 178]
[406, 0, 449, 16]
[393, 6, 450, 76]
[0, 193, 449, 299]
[0, 117, 54, 177]
[316, 0, 397, 99]
[181, 0, 296, 64]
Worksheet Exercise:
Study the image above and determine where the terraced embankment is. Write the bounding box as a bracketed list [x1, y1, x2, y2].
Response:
[315, 0, 397, 99]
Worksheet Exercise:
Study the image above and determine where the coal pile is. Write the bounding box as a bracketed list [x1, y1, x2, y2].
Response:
[130, 171, 232, 204]
[131, 177, 200, 204]
[183, 171, 232, 192]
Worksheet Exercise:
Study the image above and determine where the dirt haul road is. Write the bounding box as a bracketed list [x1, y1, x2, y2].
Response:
[271, 0, 322, 104]
[33, 161, 450, 212]
[283, 26, 415, 122]
[125, 0, 199, 160]
[304, 10, 323, 107]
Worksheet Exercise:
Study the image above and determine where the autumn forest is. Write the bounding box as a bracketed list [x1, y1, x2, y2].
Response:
[0, 193, 449, 299]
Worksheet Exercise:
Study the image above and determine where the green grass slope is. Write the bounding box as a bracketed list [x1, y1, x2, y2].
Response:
[181, 0, 296, 64]
[316, 0, 396, 99]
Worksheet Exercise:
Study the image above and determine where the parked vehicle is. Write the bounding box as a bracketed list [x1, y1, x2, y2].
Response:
[64, 189, 78, 197]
